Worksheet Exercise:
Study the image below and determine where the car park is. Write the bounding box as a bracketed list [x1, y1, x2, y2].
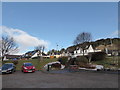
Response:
[21, 62, 36, 73]
[0, 63, 16, 74]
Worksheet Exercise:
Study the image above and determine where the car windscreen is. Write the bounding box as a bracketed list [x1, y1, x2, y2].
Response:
[24, 63, 33, 66]
[2, 64, 13, 69]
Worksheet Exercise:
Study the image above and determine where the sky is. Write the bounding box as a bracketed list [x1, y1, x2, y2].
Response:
[1, 2, 118, 55]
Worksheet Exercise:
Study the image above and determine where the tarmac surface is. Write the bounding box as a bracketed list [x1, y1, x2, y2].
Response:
[2, 70, 119, 88]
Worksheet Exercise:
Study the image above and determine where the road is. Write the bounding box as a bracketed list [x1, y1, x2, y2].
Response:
[2, 70, 119, 88]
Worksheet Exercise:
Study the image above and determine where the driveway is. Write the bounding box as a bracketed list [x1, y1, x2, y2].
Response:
[2, 70, 119, 88]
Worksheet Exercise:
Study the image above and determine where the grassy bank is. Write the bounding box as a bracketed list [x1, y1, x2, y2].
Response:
[2, 56, 120, 70]
[91, 56, 120, 69]
[2, 58, 57, 70]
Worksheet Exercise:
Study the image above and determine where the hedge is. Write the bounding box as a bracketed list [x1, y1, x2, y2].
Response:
[88, 52, 107, 61]
[58, 56, 68, 65]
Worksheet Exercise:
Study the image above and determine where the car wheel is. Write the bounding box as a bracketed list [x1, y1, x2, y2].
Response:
[22, 70, 25, 73]
[12, 69, 15, 73]
[21, 70, 23, 72]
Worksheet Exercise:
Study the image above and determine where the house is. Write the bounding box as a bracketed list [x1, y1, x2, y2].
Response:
[31, 51, 40, 58]
[73, 45, 101, 57]
[96, 44, 120, 56]
[55, 54, 64, 58]
[60, 50, 74, 57]
[3, 54, 22, 61]
[24, 51, 37, 58]
[60, 51, 70, 57]
[31, 51, 48, 58]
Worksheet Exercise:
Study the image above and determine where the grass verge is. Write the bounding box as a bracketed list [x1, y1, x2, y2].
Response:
[2, 58, 57, 71]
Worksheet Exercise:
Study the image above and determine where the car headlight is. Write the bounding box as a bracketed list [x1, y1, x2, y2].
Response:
[24, 67, 27, 69]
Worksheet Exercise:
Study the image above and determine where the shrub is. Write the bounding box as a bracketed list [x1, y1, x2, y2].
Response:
[58, 56, 68, 65]
[74, 56, 89, 67]
[76, 56, 88, 64]
[67, 58, 76, 65]
[75, 56, 88, 67]
[12, 60, 18, 65]
[89, 52, 107, 61]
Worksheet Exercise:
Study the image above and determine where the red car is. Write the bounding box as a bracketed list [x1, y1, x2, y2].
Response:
[22, 63, 36, 73]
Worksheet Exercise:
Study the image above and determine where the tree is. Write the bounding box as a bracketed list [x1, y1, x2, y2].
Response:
[35, 45, 45, 55]
[35, 45, 45, 61]
[47, 49, 60, 56]
[73, 32, 92, 45]
[0, 36, 18, 61]
[73, 32, 92, 56]
[60, 48, 65, 54]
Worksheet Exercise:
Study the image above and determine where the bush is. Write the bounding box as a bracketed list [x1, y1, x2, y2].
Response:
[75, 56, 89, 67]
[89, 52, 107, 61]
[67, 58, 76, 65]
[12, 60, 18, 65]
[76, 56, 88, 64]
[58, 56, 68, 65]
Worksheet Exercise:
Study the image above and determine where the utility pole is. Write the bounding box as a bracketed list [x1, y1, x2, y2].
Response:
[56, 43, 59, 55]
[56, 43, 58, 50]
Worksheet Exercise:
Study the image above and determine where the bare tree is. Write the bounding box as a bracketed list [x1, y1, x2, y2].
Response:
[35, 45, 45, 54]
[73, 32, 92, 45]
[35, 45, 45, 61]
[0, 36, 19, 61]
[73, 32, 92, 56]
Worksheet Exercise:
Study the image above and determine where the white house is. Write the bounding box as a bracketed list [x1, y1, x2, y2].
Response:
[73, 45, 101, 57]
[31, 51, 47, 58]
[60, 51, 71, 57]
[31, 51, 39, 58]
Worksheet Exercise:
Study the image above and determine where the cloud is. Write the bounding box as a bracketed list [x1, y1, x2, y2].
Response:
[111, 30, 120, 38]
[0, 26, 49, 54]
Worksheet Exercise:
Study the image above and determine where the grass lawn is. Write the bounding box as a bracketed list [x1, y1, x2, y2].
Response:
[0, 60, 2, 67]
[91, 56, 120, 69]
[2, 58, 58, 70]
[1, 56, 120, 70]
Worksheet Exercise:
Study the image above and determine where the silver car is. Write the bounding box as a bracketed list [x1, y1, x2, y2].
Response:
[0, 63, 16, 74]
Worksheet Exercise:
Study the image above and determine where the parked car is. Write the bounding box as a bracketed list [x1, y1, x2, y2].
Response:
[21, 62, 36, 73]
[0, 63, 16, 74]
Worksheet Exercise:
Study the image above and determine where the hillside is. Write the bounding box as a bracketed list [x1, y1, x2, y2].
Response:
[66, 38, 120, 53]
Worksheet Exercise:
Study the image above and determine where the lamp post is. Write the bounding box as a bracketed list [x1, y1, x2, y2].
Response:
[56, 43, 59, 55]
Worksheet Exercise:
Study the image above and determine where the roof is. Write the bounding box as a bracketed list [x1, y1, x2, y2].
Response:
[42, 52, 47, 56]
[5, 63, 13, 64]
[76, 45, 93, 50]
[5, 54, 22, 59]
